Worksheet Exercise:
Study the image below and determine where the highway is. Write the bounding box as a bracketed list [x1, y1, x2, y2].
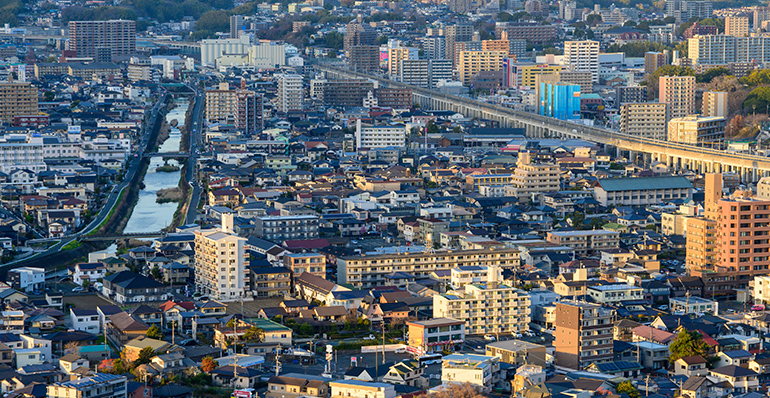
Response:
[184, 84, 205, 226]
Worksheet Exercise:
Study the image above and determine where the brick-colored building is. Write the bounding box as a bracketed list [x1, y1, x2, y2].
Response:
[554, 300, 614, 370]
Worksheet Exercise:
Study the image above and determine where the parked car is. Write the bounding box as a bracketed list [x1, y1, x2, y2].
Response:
[483, 334, 496, 341]
[362, 334, 375, 340]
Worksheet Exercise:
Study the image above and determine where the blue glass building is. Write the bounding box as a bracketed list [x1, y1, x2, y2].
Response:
[539, 82, 581, 121]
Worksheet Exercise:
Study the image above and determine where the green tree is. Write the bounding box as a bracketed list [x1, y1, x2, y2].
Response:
[146, 325, 163, 340]
[740, 69, 770, 86]
[135, 346, 155, 366]
[43, 91, 55, 102]
[585, 14, 602, 26]
[570, 212, 585, 229]
[669, 330, 709, 363]
[616, 380, 640, 398]
[426, 121, 439, 135]
[299, 323, 313, 335]
[323, 31, 344, 49]
[697, 66, 731, 83]
[151, 266, 162, 281]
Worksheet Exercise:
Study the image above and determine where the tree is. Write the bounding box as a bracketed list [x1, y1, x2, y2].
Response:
[323, 31, 344, 49]
[43, 91, 55, 102]
[616, 380, 641, 398]
[606, 41, 668, 57]
[151, 266, 162, 281]
[585, 14, 602, 26]
[697, 66, 731, 83]
[669, 330, 709, 363]
[741, 69, 770, 86]
[201, 356, 219, 373]
[135, 346, 155, 366]
[146, 325, 163, 340]
[64, 341, 81, 356]
[299, 323, 313, 335]
[426, 383, 488, 398]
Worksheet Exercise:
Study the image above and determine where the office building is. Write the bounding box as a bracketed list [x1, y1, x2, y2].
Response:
[619, 102, 668, 140]
[547, 230, 619, 256]
[458, 50, 506, 86]
[645, 51, 667, 75]
[349, 45, 380, 73]
[355, 119, 406, 149]
[68, 20, 136, 60]
[434, 267, 531, 337]
[321, 79, 375, 108]
[564, 40, 600, 82]
[594, 175, 693, 207]
[194, 229, 247, 301]
[539, 82, 581, 121]
[508, 151, 560, 198]
[441, 354, 503, 393]
[668, 115, 726, 145]
[726, 16, 749, 37]
[388, 47, 418, 78]
[337, 248, 521, 289]
[344, 21, 376, 56]
[205, 83, 263, 134]
[445, 25, 473, 65]
[0, 81, 38, 123]
[495, 23, 559, 44]
[276, 74, 303, 113]
[702, 91, 728, 117]
[424, 36, 446, 60]
[48, 374, 128, 398]
[616, 86, 648, 105]
[659, 75, 696, 118]
[254, 215, 319, 241]
[554, 300, 614, 370]
[407, 318, 466, 354]
[201, 36, 251, 67]
[230, 15, 245, 38]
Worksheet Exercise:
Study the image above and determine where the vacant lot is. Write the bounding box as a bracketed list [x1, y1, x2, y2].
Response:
[225, 297, 283, 317]
[64, 294, 115, 310]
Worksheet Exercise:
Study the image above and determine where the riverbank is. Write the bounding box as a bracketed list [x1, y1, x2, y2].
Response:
[156, 164, 180, 173]
[169, 94, 196, 229]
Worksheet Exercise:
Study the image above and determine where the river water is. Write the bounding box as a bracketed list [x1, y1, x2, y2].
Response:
[123, 98, 188, 234]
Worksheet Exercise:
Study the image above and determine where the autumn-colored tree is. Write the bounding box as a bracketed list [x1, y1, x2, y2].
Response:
[726, 114, 745, 137]
[426, 383, 489, 398]
[64, 341, 81, 356]
[201, 356, 219, 373]
[135, 346, 155, 366]
[616, 380, 641, 398]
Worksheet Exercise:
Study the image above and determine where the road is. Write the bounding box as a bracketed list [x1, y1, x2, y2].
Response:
[184, 85, 204, 226]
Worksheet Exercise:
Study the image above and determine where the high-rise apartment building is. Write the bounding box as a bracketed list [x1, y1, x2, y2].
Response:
[554, 301, 615, 370]
[619, 103, 668, 140]
[539, 82, 581, 120]
[616, 86, 648, 105]
[725, 16, 749, 37]
[755, 6, 770, 31]
[449, 0, 473, 14]
[702, 91, 728, 117]
[230, 15, 245, 38]
[321, 79, 374, 108]
[458, 50, 506, 85]
[667, 115, 725, 145]
[433, 267, 531, 336]
[665, 0, 713, 22]
[388, 47, 418, 78]
[400, 59, 453, 89]
[482, 39, 510, 54]
[494, 23, 559, 44]
[349, 45, 380, 73]
[564, 40, 600, 82]
[0, 81, 38, 123]
[205, 83, 263, 134]
[659, 75, 695, 118]
[344, 22, 376, 56]
[644, 51, 667, 75]
[686, 35, 770, 66]
[68, 20, 136, 60]
[276, 74, 303, 113]
[520, 65, 563, 89]
[445, 25, 473, 67]
[424, 36, 447, 59]
[559, 71, 593, 94]
[453, 41, 483, 67]
[194, 229, 247, 301]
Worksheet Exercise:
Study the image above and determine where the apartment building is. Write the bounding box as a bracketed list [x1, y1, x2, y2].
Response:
[48, 374, 128, 398]
[564, 40, 600, 82]
[587, 284, 644, 304]
[68, 20, 136, 60]
[725, 16, 749, 37]
[423, 36, 446, 60]
[659, 75, 695, 118]
[442, 354, 503, 393]
[451, 266, 501, 289]
[433, 271, 531, 336]
[321, 79, 374, 108]
[520, 65, 562, 89]
[400, 59, 453, 89]
[616, 86, 648, 105]
[554, 300, 615, 370]
[343, 21, 376, 56]
[466, 173, 515, 191]
[509, 151, 560, 198]
[330, 380, 395, 398]
[249, 267, 291, 298]
[593, 176, 693, 207]
[669, 296, 717, 315]
[276, 74, 303, 112]
[194, 229, 247, 301]
[546, 230, 620, 256]
[0, 142, 45, 173]
[753, 275, 770, 305]
[388, 47, 418, 78]
[644, 51, 667, 75]
[374, 88, 412, 109]
[445, 24, 473, 65]
[338, 248, 521, 289]
[458, 50, 506, 86]
[619, 102, 668, 140]
[685, 216, 719, 273]
[407, 318, 466, 354]
[254, 215, 319, 241]
[559, 71, 593, 94]
[284, 253, 326, 278]
[205, 83, 263, 134]
[349, 45, 380, 73]
[0, 81, 38, 124]
[355, 119, 407, 149]
[702, 91, 728, 118]
[482, 39, 510, 54]
[667, 115, 726, 145]
[495, 23, 559, 44]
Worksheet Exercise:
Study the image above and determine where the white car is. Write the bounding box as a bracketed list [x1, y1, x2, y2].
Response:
[72, 287, 84, 292]
[512, 332, 522, 338]
[483, 334, 496, 341]
[362, 334, 375, 340]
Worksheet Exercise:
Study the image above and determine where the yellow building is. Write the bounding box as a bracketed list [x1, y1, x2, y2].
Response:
[508, 151, 560, 199]
[482, 39, 510, 54]
[521, 65, 563, 89]
[619, 102, 668, 140]
[0, 81, 38, 123]
[702, 91, 728, 118]
[725, 16, 749, 37]
[458, 50, 506, 86]
[667, 115, 725, 145]
[388, 47, 417, 78]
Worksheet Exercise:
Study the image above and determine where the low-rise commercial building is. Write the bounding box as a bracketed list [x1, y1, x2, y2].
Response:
[442, 353, 503, 393]
[406, 318, 465, 355]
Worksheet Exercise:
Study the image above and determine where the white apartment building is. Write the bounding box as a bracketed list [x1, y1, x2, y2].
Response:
[355, 119, 406, 150]
[434, 268, 531, 336]
[670, 296, 718, 315]
[0, 143, 45, 173]
[7, 267, 44, 293]
[450, 266, 501, 290]
[754, 275, 770, 305]
[587, 284, 644, 304]
[329, 380, 396, 398]
[442, 353, 503, 393]
[194, 229, 247, 301]
[388, 47, 418, 78]
[276, 74, 303, 113]
[564, 40, 599, 82]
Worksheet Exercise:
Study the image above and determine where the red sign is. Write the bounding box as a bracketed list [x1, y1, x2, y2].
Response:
[233, 390, 252, 398]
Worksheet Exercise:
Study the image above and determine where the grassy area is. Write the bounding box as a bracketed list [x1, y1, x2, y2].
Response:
[88, 188, 127, 235]
[62, 240, 82, 251]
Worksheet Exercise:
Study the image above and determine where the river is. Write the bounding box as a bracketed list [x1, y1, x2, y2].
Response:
[123, 98, 188, 234]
